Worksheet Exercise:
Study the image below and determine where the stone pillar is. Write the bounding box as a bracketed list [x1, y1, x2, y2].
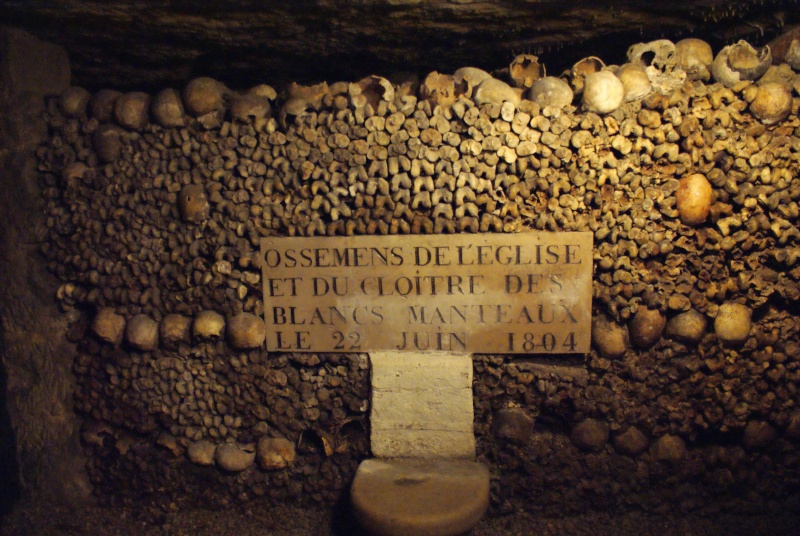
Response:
[0, 26, 90, 511]
[369, 351, 476, 459]
[352, 352, 489, 535]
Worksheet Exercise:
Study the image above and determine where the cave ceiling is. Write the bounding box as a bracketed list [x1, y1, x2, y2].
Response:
[0, 0, 797, 92]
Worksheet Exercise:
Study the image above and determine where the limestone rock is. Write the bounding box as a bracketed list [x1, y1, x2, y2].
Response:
[743, 420, 776, 450]
[159, 313, 192, 347]
[613, 427, 650, 456]
[492, 408, 535, 446]
[767, 27, 800, 68]
[665, 309, 708, 344]
[125, 314, 159, 351]
[3, 3, 776, 97]
[714, 302, 752, 345]
[193, 310, 225, 339]
[570, 418, 609, 452]
[215, 442, 255, 472]
[1, 26, 91, 507]
[0, 26, 70, 99]
[592, 314, 629, 358]
[629, 307, 666, 349]
[227, 312, 266, 349]
[187, 440, 216, 466]
[651, 434, 686, 462]
[256, 437, 296, 470]
[92, 308, 125, 345]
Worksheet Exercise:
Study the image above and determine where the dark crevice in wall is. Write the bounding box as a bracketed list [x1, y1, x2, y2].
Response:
[0, 330, 22, 516]
[330, 489, 366, 536]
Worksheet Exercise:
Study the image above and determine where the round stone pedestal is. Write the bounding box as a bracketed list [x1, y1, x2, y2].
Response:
[351, 458, 490, 536]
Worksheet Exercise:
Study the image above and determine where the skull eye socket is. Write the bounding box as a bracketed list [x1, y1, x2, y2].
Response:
[640, 51, 656, 66]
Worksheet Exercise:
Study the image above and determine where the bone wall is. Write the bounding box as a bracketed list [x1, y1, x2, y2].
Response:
[35, 35, 800, 515]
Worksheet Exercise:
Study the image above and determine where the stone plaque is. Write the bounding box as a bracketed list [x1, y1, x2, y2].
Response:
[260, 232, 592, 354]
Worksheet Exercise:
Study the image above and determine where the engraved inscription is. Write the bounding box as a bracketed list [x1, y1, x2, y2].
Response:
[261, 233, 592, 354]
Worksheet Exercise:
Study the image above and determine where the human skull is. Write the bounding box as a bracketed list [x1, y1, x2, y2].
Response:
[453, 67, 492, 99]
[711, 40, 772, 87]
[509, 54, 546, 89]
[675, 38, 713, 81]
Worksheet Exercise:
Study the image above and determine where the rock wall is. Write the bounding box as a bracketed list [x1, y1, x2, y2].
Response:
[31, 32, 800, 516]
[0, 0, 794, 92]
[0, 27, 90, 512]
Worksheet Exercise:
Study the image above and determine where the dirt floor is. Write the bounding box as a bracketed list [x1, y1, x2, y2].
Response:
[2, 496, 799, 536]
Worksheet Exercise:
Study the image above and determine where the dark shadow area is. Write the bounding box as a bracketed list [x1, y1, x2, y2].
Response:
[532, 412, 568, 434]
[330, 483, 366, 536]
[0, 330, 21, 517]
[692, 428, 742, 447]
